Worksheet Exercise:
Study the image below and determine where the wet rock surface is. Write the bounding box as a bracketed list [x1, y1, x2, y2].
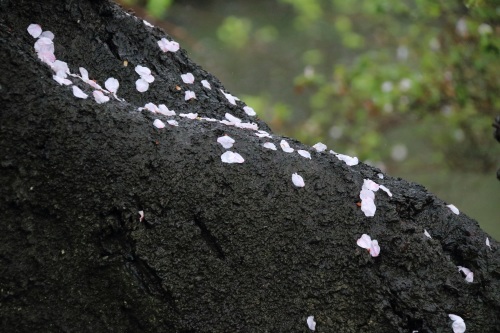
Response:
[1, 1, 499, 332]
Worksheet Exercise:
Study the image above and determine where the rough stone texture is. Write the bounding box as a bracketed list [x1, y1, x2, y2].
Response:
[1, 1, 499, 332]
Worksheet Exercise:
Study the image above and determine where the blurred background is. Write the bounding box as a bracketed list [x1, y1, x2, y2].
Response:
[118, 0, 499, 240]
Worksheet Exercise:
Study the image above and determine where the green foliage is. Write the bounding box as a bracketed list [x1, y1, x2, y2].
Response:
[146, 0, 173, 18]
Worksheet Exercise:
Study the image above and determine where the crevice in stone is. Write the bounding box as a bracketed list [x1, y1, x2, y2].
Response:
[193, 215, 226, 260]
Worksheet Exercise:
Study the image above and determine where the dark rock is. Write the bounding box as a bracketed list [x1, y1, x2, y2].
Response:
[1, 1, 499, 332]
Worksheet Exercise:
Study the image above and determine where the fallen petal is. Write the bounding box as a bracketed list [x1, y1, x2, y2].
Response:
[185, 90, 196, 100]
[153, 119, 165, 129]
[143, 20, 154, 27]
[307, 316, 316, 331]
[298, 150, 311, 159]
[53, 75, 72, 85]
[448, 314, 466, 333]
[370, 240, 380, 257]
[157, 38, 179, 52]
[312, 142, 327, 152]
[135, 65, 151, 77]
[72, 86, 88, 99]
[220, 89, 238, 105]
[377, 173, 384, 179]
[235, 122, 258, 130]
[280, 139, 294, 153]
[359, 189, 375, 201]
[144, 102, 159, 113]
[40, 30, 54, 40]
[105, 77, 119, 94]
[27, 24, 42, 38]
[179, 112, 198, 119]
[93, 90, 110, 104]
[243, 106, 256, 116]
[292, 173, 305, 187]
[225, 113, 241, 124]
[357, 234, 372, 249]
[447, 204, 460, 215]
[167, 119, 179, 126]
[379, 185, 392, 197]
[217, 135, 235, 149]
[181, 73, 195, 84]
[362, 179, 380, 192]
[158, 104, 176, 116]
[221, 151, 244, 164]
[424, 229, 432, 238]
[337, 153, 359, 166]
[457, 266, 473, 283]
[79, 67, 89, 81]
[361, 198, 376, 217]
[263, 142, 277, 150]
[136, 79, 149, 92]
[486, 237, 491, 250]
[201, 80, 211, 89]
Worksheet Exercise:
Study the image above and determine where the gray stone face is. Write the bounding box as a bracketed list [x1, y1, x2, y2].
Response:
[1, 1, 499, 332]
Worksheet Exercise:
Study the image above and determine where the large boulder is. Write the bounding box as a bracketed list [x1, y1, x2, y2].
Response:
[1, 1, 498, 331]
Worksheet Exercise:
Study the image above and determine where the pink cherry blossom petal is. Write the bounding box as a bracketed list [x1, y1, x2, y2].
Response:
[255, 130, 271, 138]
[167, 119, 179, 126]
[379, 185, 392, 197]
[34, 37, 54, 54]
[181, 73, 195, 84]
[51, 60, 70, 78]
[157, 38, 179, 52]
[153, 119, 165, 129]
[263, 142, 277, 150]
[292, 173, 305, 187]
[79, 67, 89, 81]
[179, 113, 198, 119]
[225, 113, 241, 124]
[357, 234, 372, 249]
[40, 31, 54, 40]
[72, 86, 88, 99]
[105, 77, 119, 94]
[158, 104, 176, 116]
[448, 314, 466, 333]
[136, 79, 149, 92]
[201, 80, 211, 89]
[298, 150, 311, 159]
[424, 229, 432, 238]
[447, 204, 460, 215]
[307, 316, 316, 331]
[144, 102, 159, 113]
[235, 122, 258, 130]
[370, 240, 380, 257]
[337, 153, 359, 166]
[220, 89, 239, 105]
[53, 75, 72, 85]
[362, 179, 380, 192]
[185, 90, 196, 100]
[217, 135, 235, 149]
[457, 266, 473, 283]
[135, 65, 151, 77]
[243, 106, 256, 116]
[280, 140, 294, 153]
[138, 210, 144, 222]
[93, 90, 110, 104]
[221, 151, 244, 164]
[27, 24, 42, 38]
[360, 189, 375, 201]
[312, 142, 327, 152]
[361, 198, 376, 217]
[143, 20, 154, 27]
[486, 237, 491, 250]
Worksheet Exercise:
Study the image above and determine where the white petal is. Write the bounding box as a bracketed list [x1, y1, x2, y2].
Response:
[142, 73, 155, 83]
[457, 266, 473, 282]
[157, 38, 179, 52]
[144, 102, 159, 113]
[158, 104, 176, 116]
[53, 75, 71, 85]
[217, 135, 235, 149]
[51, 60, 69, 77]
[243, 106, 256, 116]
[135, 65, 151, 77]
[377, 173, 384, 179]
[357, 234, 372, 249]
[312, 142, 327, 152]
[34, 37, 54, 54]
[105, 77, 119, 94]
[153, 119, 165, 129]
[185, 90, 196, 100]
[201, 80, 211, 89]
[27, 24, 42, 38]
[179, 112, 198, 119]
[361, 198, 376, 217]
[87, 80, 103, 90]
[280, 140, 294, 153]
[143, 20, 154, 27]
[448, 314, 466, 333]
[307, 316, 316, 331]
[360, 189, 375, 201]
[201, 117, 218, 122]
[329, 150, 337, 155]
[181, 73, 195, 84]
[298, 150, 311, 159]
[136, 79, 149, 92]
[167, 119, 179, 126]
[424, 229, 432, 238]
[221, 151, 244, 164]
[379, 185, 392, 197]
[263, 142, 277, 150]
[72, 86, 88, 99]
[225, 113, 241, 123]
[337, 153, 359, 166]
[235, 122, 258, 130]
[362, 179, 380, 192]
[220, 89, 238, 105]
[93, 90, 110, 104]
[40, 31, 54, 40]
[370, 240, 380, 257]
[79, 67, 89, 81]
[37, 51, 56, 65]
[447, 204, 460, 215]
[138, 210, 144, 222]
[292, 173, 305, 187]
[486, 237, 491, 249]
[220, 120, 234, 126]
[255, 130, 272, 138]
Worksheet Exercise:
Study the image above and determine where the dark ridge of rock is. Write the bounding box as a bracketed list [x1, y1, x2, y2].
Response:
[1, 1, 499, 332]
